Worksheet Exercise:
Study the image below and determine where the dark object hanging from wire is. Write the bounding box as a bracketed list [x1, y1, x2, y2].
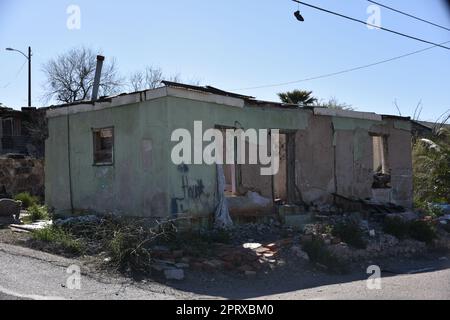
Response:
[294, 10, 305, 21]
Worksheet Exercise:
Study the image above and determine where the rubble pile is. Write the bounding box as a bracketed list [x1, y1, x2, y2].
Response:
[148, 238, 301, 280]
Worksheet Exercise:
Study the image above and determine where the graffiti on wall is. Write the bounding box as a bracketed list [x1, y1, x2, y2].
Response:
[171, 164, 208, 215]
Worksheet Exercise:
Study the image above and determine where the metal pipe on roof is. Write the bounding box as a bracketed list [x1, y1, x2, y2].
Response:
[91, 55, 105, 101]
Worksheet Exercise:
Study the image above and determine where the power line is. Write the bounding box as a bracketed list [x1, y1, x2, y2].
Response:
[1, 60, 27, 89]
[233, 40, 450, 90]
[367, 0, 450, 32]
[291, 0, 450, 50]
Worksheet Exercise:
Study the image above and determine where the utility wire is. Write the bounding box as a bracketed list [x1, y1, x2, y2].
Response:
[367, 0, 450, 32]
[1, 60, 27, 89]
[234, 40, 450, 90]
[291, 0, 450, 50]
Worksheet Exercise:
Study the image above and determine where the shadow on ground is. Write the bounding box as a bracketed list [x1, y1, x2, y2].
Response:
[154, 253, 450, 299]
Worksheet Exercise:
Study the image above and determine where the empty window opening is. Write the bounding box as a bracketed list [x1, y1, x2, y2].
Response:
[93, 127, 114, 165]
[273, 133, 287, 202]
[372, 135, 390, 189]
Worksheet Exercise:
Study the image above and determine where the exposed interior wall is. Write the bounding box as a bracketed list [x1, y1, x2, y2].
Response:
[166, 97, 310, 218]
[295, 115, 335, 204]
[384, 118, 413, 208]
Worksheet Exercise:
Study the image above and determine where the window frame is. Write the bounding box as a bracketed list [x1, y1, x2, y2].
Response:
[92, 126, 115, 166]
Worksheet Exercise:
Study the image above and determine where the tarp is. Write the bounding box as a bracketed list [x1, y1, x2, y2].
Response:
[214, 164, 233, 229]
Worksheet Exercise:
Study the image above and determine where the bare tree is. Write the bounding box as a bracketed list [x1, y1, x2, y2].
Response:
[42, 46, 123, 104]
[128, 66, 164, 91]
[128, 66, 198, 92]
[317, 97, 354, 110]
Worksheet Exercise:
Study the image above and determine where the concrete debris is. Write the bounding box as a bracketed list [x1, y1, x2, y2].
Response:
[10, 220, 52, 232]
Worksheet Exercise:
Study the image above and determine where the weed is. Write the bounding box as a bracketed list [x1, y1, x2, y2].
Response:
[409, 220, 437, 244]
[302, 239, 348, 273]
[28, 204, 50, 221]
[383, 216, 410, 240]
[14, 192, 39, 208]
[332, 222, 366, 249]
[32, 226, 84, 255]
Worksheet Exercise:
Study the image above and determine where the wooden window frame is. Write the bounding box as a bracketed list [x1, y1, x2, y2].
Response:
[92, 127, 114, 166]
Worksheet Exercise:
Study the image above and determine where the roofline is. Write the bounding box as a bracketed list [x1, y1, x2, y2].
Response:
[45, 81, 405, 122]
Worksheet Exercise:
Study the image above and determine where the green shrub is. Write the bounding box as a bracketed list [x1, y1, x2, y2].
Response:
[32, 226, 84, 255]
[28, 204, 50, 221]
[332, 222, 367, 249]
[383, 217, 410, 240]
[14, 192, 39, 208]
[302, 239, 347, 273]
[408, 220, 437, 244]
[384, 217, 437, 244]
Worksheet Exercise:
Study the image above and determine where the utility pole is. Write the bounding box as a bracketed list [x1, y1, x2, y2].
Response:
[28, 46, 31, 107]
[5, 46, 32, 107]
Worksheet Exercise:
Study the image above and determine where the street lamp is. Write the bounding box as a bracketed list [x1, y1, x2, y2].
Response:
[5, 46, 32, 107]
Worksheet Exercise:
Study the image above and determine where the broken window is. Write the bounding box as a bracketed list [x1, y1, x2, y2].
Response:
[93, 127, 114, 165]
[372, 135, 390, 188]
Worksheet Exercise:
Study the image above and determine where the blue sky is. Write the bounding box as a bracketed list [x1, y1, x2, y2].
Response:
[0, 0, 449, 121]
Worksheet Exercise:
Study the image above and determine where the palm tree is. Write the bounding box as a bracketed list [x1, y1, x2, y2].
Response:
[413, 127, 450, 206]
[277, 90, 317, 106]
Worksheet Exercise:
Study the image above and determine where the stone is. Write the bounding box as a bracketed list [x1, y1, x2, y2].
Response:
[164, 268, 184, 280]
[191, 262, 203, 270]
[291, 246, 309, 261]
[254, 247, 271, 254]
[175, 263, 190, 269]
[300, 234, 313, 243]
[243, 243, 262, 250]
[180, 256, 191, 263]
[203, 259, 224, 270]
[331, 237, 341, 245]
[237, 265, 254, 273]
[172, 250, 184, 258]
[263, 252, 275, 258]
[369, 229, 376, 237]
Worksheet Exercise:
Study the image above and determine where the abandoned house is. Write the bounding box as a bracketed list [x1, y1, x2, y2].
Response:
[44, 81, 413, 226]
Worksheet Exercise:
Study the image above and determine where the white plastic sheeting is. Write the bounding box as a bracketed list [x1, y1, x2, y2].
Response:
[214, 164, 233, 229]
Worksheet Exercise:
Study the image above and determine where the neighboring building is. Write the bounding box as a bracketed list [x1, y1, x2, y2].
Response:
[0, 106, 46, 157]
[45, 82, 413, 224]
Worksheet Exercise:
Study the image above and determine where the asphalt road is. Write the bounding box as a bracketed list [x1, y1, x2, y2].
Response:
[255, 268, 450, 300]
[0, 242, 449, 300]
[0, 243, 194, 300]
